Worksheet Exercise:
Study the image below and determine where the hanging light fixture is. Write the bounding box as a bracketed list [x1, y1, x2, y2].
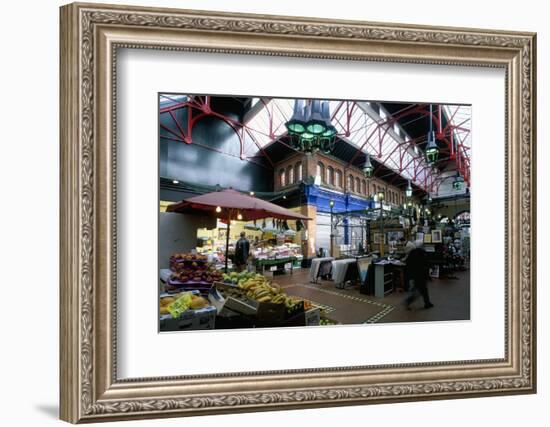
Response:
[405, 180, 413, 198]
[285, 99, 337, 154]
[453, 172, 465, 190]
[237, 213, 243, 221]
[425, 104, 439, 163]
[362, 153, 374, 177]
[285, 99, 307, 135]
[215, 206, 222, 213]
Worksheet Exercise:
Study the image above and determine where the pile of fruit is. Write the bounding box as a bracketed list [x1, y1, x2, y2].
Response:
[160, 292, 210, 318]
[222, 271, 256, 286]
[169, 252, 223, 284]
[237, 274, 302, 309]
[170, 252, 208, 265]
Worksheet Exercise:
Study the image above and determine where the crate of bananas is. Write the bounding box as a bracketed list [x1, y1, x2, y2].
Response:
[237, 275, 304, 319]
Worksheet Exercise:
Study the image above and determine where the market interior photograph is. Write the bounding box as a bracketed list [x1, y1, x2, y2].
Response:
[158, 94, 471, 332]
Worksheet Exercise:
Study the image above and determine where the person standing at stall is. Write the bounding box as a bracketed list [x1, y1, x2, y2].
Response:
[404, 243, 434, 309]
[235, 231, 250, 272]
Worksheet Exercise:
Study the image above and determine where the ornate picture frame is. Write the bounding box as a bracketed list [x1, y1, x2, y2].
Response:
[60, 2, 536, 423]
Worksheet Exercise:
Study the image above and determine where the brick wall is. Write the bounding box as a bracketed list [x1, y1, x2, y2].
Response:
[273, 153, 307, 191]
[274, 152, 407, 206]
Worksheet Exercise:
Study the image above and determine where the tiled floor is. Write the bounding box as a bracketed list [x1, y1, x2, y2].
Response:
[274, 268, 470, 325]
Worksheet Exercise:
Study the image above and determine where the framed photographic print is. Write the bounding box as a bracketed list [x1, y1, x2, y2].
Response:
[424, 233, 432, 244]
[60, 2, 536, 423]
[431, 229, 443, 243]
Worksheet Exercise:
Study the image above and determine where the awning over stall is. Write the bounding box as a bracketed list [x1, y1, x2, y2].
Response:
[167, 189, 310, 271]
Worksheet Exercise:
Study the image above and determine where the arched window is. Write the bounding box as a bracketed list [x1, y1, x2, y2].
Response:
[317, 162, 325, 183]
[355, 177, 361, 194]
[348, 174, 354, 192]
[335, 170, 342, 188]
[327, 166, 334, 186]
[279, 169, 286, 187]
[287, 165, 294, 185]
[362, 179, 367, 195]
[295, 162, 303, 182]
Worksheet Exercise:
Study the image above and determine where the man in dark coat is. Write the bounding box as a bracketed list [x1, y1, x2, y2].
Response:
[234, 231, 250, 272]
[404, 245, 434, 309]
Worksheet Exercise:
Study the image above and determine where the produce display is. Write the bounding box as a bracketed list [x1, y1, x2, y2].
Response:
[166, 252, 224, 292]
[252, 243, 302, 260]
[222, 271, 256, 286]
[237, 274, 302, 310]
[160, 292, 210, 318]
[159, 254, 325, 330]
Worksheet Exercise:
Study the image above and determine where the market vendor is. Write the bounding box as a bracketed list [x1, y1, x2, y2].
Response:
[235, 231, 251, 272]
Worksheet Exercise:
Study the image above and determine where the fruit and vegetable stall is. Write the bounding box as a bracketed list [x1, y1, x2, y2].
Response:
[159, 252, 335, 331]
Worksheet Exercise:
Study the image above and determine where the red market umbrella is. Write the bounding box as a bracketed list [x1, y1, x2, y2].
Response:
[167, 189, 310, 221]
[166, 189, 311, 271]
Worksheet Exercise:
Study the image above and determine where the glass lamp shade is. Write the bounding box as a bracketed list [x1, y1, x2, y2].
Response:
[426, 147, 439, 163]
[363, 166, 374, 178]
[300, 132, 316, 153]
[321, 125, 337, 138]
[377, 190, 385, 201]
[306, 122, 326, 135]
[300, 132, 315, 142]
[405, 179, 413, 198]
[362, 154, 374, 177]
[287, 121, 306, 134]
[425, 130, 439, 163]
[453, 173, 464, 190]
[305, 100, 326, 135]
[285, 99, 307, 134]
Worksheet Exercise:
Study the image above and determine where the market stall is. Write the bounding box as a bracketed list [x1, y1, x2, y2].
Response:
[159, 252, 331, 331]
[167, 188, 310, 272]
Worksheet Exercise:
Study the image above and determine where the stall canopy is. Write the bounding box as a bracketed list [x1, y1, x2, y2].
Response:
[166, 189, 311, 272]
[167, 189, 310, 221]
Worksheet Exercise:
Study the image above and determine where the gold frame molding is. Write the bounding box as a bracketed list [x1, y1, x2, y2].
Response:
[60, 2, 537, 423]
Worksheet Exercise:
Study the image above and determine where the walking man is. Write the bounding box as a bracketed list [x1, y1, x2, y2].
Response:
[234, 231, 250, 272]
[404, 243, 434, 309]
